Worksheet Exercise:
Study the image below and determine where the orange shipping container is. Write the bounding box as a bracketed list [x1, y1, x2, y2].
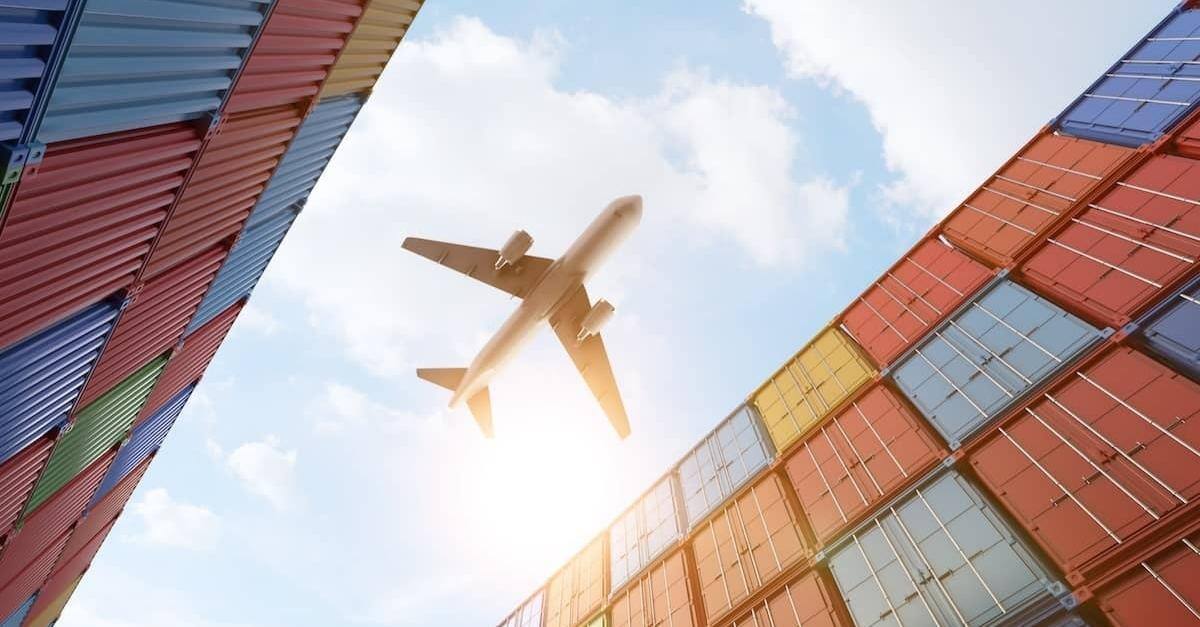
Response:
[612, 549, 700, 627]
[692, 473, 808, 623]
[545, 535, 607, 627]
[722, 569, 848, 627]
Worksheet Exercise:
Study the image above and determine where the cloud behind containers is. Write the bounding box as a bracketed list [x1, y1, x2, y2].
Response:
[0, 300, 119, 466]
[677, 405, 772, 528]
[610, 475, 682, 592]
[888, 278, 1103, 448]
[1055, 4, 1200, 147]
[1137, 273, 1200, 378]
[0, 124, 201, 350]
[826, 469, 1069, 627]
[187, 94, 363, 332]
[967, 345, 1200, 587]
[544, 535, 606, 627]
[33, 0, 271, 143]
[319, 0, 422, 99]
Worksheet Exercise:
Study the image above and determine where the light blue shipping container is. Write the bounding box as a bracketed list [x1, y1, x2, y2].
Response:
[1056, 3, 1200, 146]
[0, 593, 35, 627]
[889, 278, 1103, 448]
[677, 404, 772, 528]
[88, 383, 192, 506]
[0, 0, 82, 153]
[34, 0, 272, 143]
[0, 299, 119, 465]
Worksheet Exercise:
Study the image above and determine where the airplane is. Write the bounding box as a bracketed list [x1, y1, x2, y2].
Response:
[403, 195, 643, 439]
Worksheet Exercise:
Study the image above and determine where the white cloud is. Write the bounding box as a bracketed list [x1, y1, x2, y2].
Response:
[742, 0, 1176, 223]
[130, 488, 221, 551]
[235, 303, 280, 335]
[269, 16, 852, 377]
[225, 435, 299, 510]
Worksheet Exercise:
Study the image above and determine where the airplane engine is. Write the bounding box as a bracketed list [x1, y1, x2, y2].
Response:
[495, 230, 533, 270]
[577, 299, 615, 342]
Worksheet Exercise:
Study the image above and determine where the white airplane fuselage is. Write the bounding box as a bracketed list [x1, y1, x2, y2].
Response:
[448, 196, 643, 408]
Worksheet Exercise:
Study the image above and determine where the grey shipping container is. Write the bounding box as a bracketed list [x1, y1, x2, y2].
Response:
[826, 469, 1070, 627]
[677, 404, 772, 528]
[1138, 273, 1200, 380]
[889, 277, 1104, 448]
[35, 0, 272, 143]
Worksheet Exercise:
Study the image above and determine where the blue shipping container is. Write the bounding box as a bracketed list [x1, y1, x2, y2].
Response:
[1056, 4, 1200, 146]
[889, 278, 1104, 448]
[88, 384, 191, 506]
[677, 404, 772, 528]
[0, 593, 35, 627]
[34, 0, 272, 143]
[0, 299, 119, 465]
[1138, 273, 1200, 380]
[0, 0, 81, 151]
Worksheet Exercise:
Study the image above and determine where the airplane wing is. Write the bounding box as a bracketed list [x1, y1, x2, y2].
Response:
[548, 285, 631, 438]
[401, 237, 554, 299]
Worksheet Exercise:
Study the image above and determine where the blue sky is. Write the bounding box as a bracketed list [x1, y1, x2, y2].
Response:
[58, 2, 1178, 625]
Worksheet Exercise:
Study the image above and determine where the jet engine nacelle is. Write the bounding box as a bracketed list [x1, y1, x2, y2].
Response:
[496, 230, 533, 270]
[577, 299, 615, 342]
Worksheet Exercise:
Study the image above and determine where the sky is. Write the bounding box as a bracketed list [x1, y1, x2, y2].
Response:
[57, 2, 1179, 625]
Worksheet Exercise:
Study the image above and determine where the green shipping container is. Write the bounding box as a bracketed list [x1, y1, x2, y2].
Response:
[24, 356, 168, 513]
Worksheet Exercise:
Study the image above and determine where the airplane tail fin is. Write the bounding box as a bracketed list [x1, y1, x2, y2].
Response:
[416, 368, 494, 438]
[416, 367, 466, 391]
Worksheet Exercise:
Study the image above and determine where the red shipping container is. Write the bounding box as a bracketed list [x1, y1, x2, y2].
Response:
[136, 301, 243, 424]
[0, 124, 203, 351]
[0, 529, 68, 618]
[1019, 154, 1200, 327]
[45, 516, 116, 589]
[612, 549, 700, 627]
[783, 383, 945, 547]
[60, 456, 152, 562]
[140, 107, 305, 279]
[720, 569, 848, 627]
[692, 473, 808, 622]
[76, 247, 227, 408]
[1095, 529, 1200, 626]
[0, 438, 52, 541]
[968, 345, 1200, 585]
[840, 237, 993, 368]
[1176, 113, 1200, 160]
[0, 451, 112, 582]
[942, 132, 1135, 268]
[223, 0, 366, 113]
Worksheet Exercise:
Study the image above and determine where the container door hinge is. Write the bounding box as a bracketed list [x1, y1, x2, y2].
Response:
[0, 143, 29, 184]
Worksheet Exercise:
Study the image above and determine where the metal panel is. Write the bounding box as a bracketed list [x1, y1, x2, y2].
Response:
[752, 327, 876, 454]
[0, 529, 67, 619]
[545, 535, 606, 627]
[611, 549, 699, 627]
[841, 237, 993, 368]
[1020, 153, 1200, 327]
[0, 593, 34, 627]
[1096, 531, 1200, 626]
[827, 470, 1064, 627]
[140, 106, 303, 279]
[725, 569, 849, 627]
[1139, 274, 1200, 379]
[224, 0, 364, 113]
[0, 450, 110, 583]
[583, 613, 608, 627]
[91, 385, 189, 505]
[1055, 6, 1200, 147]
[890, 278, 1103, 448]
[498, 590, 544, 627]
[678, 405, 772, 528]
[24, 355, 165, 513]
[138, 301, 240, 423]
[968, 345, 1200, 584]
[610, 476, 682, 592]
[1179, 112, 1200, 159]
[0, 123, 201, 350]
[70, 456, 151, 555]
[941, 133, 1135, 268]
[0, 300, 118, 466]
[784, 383, 946, 547]
[23, 575, 80, 627]
[692, 473, 808, 623]
[0, 0, 79, 145]
[35, 0, 271, 143]
[75, 246, 225, 408]
[0, 437, 52, 540]
[42, 516, 113, 590]
[319, 0, 419, 99]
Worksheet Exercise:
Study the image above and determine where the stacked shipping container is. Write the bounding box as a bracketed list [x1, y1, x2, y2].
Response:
[0, 0, 425, 621]
[499, 3, 1200, 627]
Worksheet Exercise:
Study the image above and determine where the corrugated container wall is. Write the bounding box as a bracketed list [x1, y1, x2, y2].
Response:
[319, 0, 420, 99]
[24, 575, 80, 627]
[34, 0, 271, 143]
[544, 535, 606, 627]
[0, 124, 201, 350]
[1094, 529, 1200, 626]
[0, 300, 118, 466]
[0, 438, 52, 539]
[90, 385, 191, 504]
[1055, 5, 1200, 146]
[69, 457, 152, 558]
[610, 476, 682, 592]
[187, 93, 363, 332]
[0, 0, 76, 148]
[0, 531, 67, 619]
[889, 278, 1103, 448]
[1138, 274, 1200, 378]
[0, 592, 34, 627]
[678, 405, 772, 528]
[138, 302, 242, 423]
[724, 569, 849, 627]
[611, 550, 699, 627]
[968, 345, 1200, 585]
[39, 516, 114, 597]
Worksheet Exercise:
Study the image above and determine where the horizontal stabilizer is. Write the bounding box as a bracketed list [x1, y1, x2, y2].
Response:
[467, 387, 494, 438]
[416, 367, 466, 392]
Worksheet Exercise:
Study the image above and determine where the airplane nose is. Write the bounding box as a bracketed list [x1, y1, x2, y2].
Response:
[613, 195, 643, 222]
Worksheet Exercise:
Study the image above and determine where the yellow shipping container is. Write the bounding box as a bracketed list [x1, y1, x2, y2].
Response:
[545, 535, 608, 627]
[751, 326, 875, 452]
[25, 576, 83, 627]
[320, 0, 424, 100]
